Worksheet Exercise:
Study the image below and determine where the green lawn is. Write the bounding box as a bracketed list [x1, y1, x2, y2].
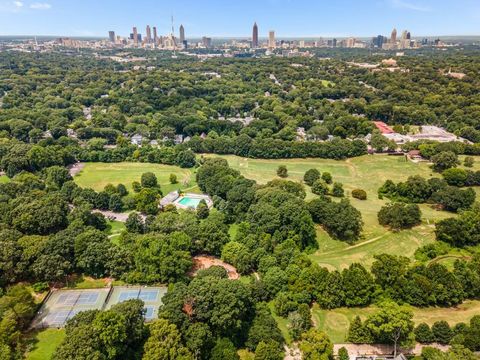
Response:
[312, 300, 480, 344]
[213, 154, 473, 270]
[66, 275, 110, 289]
[74, 162, 199, 194]
[107, 220, 126, 245]
[269, 301, 292, 345]
[25, 329, 65, 360]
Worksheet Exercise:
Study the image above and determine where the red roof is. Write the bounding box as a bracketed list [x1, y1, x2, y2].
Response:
[373, 121, 394, 134]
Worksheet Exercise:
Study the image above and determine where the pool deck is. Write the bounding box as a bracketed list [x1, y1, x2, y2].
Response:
[160, 191, 213, 210]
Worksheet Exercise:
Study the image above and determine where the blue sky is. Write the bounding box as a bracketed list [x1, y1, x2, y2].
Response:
[0, 0, 479, 37]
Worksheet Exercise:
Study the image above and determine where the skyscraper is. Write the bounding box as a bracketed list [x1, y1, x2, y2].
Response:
[179, 24, 185, 43]
[391, 28, 397, 43]
[108, 31, 115, 43]
[133, 27, 138, 47]
[153, 26, 158, 45]
[346, 37, 356, 48]
[202, 36, 212, 48]
[146, 25, 152, 44]
[252, 22, 258, 48]
[373, 35, 385, 48]
[268, 30, 275, 49]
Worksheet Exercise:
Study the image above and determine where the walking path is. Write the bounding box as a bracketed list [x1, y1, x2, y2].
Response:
[68, 162, 85, 177]
[93, 210, 147, 222]
[333, 343, 450, 358]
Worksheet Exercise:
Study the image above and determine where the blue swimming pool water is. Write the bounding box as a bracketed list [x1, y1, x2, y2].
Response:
[178, 196, 202, 208]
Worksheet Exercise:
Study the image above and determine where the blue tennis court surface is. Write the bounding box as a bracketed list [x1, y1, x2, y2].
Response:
[144, 305, 155, 320]
[138, 289, 159, 302]
[118, 290, 140, 302]
[77, 292, 99, 304]
[106, 286, 166, 322]
[56, 292, 99, 306]
[33, 288, 109, 329]
[32, 286, 167, 328]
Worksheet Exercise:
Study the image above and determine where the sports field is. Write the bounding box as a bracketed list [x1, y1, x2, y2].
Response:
[73, 162, 199, 194]
[312, 300, 480, 343]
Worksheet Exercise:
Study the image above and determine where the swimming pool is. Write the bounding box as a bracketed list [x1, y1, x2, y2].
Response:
[177, 196, 202, 208]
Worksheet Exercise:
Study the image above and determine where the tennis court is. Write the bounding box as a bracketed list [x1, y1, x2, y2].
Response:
[106, 286, 167, 321]
[32, 289, 110, 328]
[32, 286, 168, 328]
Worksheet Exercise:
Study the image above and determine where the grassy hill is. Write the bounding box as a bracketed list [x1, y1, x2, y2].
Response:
[212, 154, 476, 270]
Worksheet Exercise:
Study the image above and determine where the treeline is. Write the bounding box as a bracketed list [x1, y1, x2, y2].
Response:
[403, 140, 480, 157]
[414, 318, 480, 351]
[264, 252, 479, 312]
[186, 135, 368, 159]
[378, 175, 476, 213]
[346, 302, 480, 355]
[0, 137, 197, 178]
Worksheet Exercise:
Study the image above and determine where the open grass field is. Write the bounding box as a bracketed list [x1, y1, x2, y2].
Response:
[73, 162, 199, 194]
[312, 300, 480, 344]
[25, 329, 65, 360]
[212, 154, 480, 270]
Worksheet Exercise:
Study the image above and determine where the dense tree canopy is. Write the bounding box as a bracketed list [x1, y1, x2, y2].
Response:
[1, 47, 480, 360]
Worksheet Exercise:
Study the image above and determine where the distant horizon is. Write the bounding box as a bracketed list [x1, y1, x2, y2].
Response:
[1, 34, 480, 40]
[1, 0, 480, 38]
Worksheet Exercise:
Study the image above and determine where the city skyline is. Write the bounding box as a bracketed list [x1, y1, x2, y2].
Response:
[1, 0, 480, 37]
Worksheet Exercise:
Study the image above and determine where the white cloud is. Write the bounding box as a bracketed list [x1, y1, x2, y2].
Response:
[0, 0, 51, 12]
[0, 0, 23, 12]
[389, 0, 431, 12]
[30, 2, 51, 9]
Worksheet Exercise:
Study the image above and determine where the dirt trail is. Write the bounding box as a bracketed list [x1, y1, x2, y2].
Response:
[318, 233, 388, 257]
[344, 158, 358, 177]
[190, 255, 240, 280]
[283, 345, 301, 360]
[92, 210, 145, 222]
[68, 162, 85, 177]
